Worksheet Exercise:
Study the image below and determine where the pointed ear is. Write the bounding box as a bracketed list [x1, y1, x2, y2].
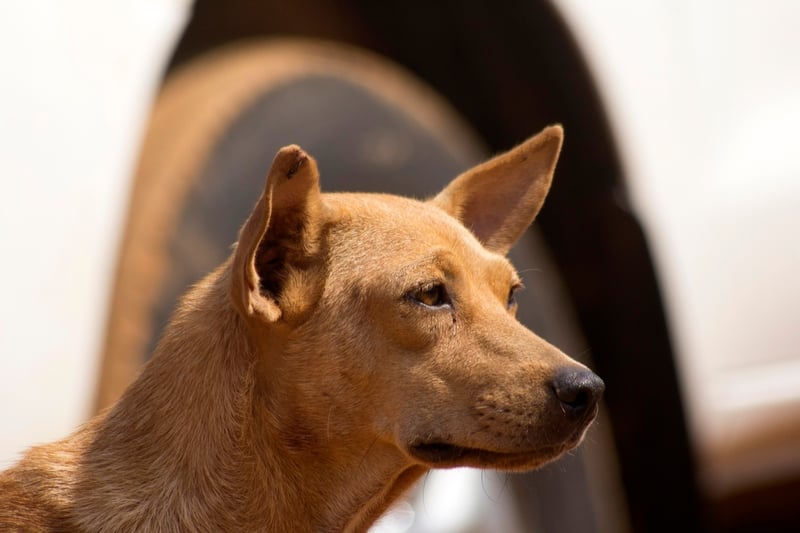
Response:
[431, 125, 563, 254]
[230, 145, 322, 323]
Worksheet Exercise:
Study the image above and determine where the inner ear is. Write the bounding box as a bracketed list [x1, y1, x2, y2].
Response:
[255, 239, 283, 302]
[253, 207, 310, 303]
[230, 145, 322, 323]
[432, 125, 563, 254]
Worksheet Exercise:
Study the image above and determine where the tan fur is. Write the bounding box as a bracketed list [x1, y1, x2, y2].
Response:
[0, 125, 602, 532]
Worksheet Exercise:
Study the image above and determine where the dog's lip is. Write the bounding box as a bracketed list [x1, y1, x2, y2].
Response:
[406, 440, 571, 470]
[406, 408, 597, 470]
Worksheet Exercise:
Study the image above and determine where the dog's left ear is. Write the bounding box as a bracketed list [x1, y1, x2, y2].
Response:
[432, 125, 563, 254]
[230, 145, 322, 323]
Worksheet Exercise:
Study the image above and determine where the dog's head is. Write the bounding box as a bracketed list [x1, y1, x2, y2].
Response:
[229, 125, 603, 472]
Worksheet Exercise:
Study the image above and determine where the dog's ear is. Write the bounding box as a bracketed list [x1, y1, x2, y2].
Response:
[230, 145, 322, 323]
[432, 125, 563, 254]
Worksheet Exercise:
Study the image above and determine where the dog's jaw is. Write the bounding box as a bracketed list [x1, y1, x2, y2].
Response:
[405, 403, 599, 471]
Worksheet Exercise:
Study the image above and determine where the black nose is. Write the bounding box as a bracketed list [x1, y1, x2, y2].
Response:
[552, 369, 605, 419]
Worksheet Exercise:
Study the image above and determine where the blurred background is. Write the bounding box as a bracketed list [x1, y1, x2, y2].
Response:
[1, 1, 798, 531]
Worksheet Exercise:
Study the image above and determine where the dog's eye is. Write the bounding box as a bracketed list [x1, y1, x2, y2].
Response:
[507, 284, 523, 309]
[410, 283, 451, 309]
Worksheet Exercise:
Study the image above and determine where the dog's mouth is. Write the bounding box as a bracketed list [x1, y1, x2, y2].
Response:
[406, 409, 596, 470]
[407, 439, 574, 471]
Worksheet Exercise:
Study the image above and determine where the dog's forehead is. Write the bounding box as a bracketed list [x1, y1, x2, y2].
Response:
[327, 193, 473, 245]
[324, 192, 514, 276]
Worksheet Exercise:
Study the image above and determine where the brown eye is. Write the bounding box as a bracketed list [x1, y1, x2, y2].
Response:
[410, 283, 451, 309]
[507, 284, 522, 309]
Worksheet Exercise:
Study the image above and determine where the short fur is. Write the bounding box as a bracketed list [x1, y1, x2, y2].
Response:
[0, 125, 603, 532]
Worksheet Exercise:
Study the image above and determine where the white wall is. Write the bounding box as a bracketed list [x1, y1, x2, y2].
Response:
[0, 0, 190, 467]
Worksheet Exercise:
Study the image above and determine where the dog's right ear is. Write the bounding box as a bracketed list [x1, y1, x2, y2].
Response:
[230, 145, 322, 323]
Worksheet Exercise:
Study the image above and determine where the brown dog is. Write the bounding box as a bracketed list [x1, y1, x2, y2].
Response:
[0, 125, 603, 532]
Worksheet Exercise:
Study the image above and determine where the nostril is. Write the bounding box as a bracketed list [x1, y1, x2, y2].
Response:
[552, 369, 605, 418]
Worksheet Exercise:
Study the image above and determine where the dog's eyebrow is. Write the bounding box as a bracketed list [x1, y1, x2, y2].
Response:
[487, 255, 521, 287]
[508, 265, 522, 286]
[397, 249, 517, 284]
[400, 253, 447, 272]
[395, 249, 458, 279]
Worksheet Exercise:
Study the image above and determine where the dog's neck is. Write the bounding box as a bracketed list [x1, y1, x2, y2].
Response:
[80, 267, 424, 532]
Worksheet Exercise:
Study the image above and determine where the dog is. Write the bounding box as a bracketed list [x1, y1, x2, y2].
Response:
[0, 125, 603, 532]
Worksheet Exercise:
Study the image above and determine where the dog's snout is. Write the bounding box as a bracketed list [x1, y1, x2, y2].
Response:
[551, 369, 605, 419]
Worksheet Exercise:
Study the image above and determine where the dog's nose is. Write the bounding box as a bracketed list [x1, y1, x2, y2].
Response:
[552, 369, 605, 419]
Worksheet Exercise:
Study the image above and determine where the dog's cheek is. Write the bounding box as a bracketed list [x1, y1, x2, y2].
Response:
[367, 299, 455, 354]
